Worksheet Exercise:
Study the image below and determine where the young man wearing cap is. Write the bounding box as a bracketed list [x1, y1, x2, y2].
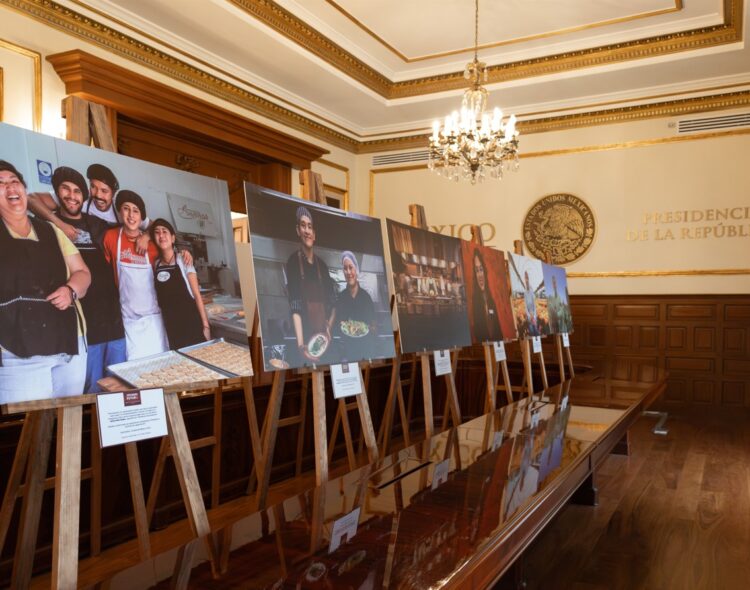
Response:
[102, 190, 169, 360]
[285, 205, 336, 363]
[0, 160, 91, 403]
[28, 162, 153, 255]
[52, 166, 127, 391]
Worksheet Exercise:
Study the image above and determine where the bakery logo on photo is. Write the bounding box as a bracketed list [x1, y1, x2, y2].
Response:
[157, 271, 171, 283]
[36, 159, 52, 184]
[123, 392, 142, 406]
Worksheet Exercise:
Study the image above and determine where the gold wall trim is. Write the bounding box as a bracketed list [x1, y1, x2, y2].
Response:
[0, 67, 3, 122]
[325, 0, 683, 63]
[359, 89, 750, 153]
[228, 0, 741, 99]
[568, 269, 750, 278]
[0, 37, 42, 131]
[368, 127, 750, 214]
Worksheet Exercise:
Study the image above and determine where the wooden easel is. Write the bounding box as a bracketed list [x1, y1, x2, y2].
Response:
[252, 170, 380, 490]
[409, 204, 462, 438]
[0, 95, 219, 588]
[467, 225, 514, 411]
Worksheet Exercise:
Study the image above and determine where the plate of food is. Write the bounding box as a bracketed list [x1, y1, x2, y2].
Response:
[340, 319, 369, 338]
[307, 333, 329, 359]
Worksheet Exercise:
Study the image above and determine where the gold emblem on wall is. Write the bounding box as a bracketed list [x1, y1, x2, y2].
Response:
[523, 193, 595, 264]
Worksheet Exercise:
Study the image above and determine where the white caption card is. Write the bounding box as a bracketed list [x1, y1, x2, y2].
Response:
[330, 363, 362, 399]
[433, 350, 452, 376]
[431, 459, 450, 490]
[531, 336, 542, 354]
[493, 341, 507, 361]
[562, 332, 570, 348]
[97, 389, 167, 448]
[492, 430, 504, 452]
[329, 507, 361, 553]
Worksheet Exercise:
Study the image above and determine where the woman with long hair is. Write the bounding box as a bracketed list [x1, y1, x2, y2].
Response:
[471, 248, 501, 342]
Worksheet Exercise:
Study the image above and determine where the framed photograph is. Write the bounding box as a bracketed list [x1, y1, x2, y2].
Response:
[460, 241, 517, 343]
[245, 183, 395, 371]
[507, 253, 550, 338]
[542, 263, 573, 334]
[386, 219, 471, 354]
[0, 122, 252, 406]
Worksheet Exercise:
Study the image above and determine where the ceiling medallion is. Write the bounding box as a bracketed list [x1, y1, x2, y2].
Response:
[428, 0, 520, 184]
[523, 194, 596, 264]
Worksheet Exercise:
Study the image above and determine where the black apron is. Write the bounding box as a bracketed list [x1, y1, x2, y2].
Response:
[153, 261, 205, 350]
[0, 217, 78, 358]
[64, 214, 124, 345]
[297, 251, 328, 340]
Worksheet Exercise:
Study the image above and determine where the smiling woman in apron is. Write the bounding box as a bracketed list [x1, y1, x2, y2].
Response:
[0, 160, 91, 403]
[285, 206, 336, 365]
[150, 218, 209, 350]
[102, 190, 168, 360]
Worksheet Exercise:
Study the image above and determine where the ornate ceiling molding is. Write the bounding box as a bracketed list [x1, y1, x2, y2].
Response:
[231, 0, 743, 99]
[357, 89, 750, 153]
[0, 0, 747, 155]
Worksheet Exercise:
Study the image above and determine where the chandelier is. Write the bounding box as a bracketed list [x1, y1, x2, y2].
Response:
[428, 0, 520, 184]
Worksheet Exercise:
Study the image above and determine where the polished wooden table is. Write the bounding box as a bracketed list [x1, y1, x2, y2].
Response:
[167, 374, 665, 589]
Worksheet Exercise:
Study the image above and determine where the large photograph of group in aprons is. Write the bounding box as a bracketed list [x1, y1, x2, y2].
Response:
[245, 183, 396, 371]
[0, 123, 251, 405]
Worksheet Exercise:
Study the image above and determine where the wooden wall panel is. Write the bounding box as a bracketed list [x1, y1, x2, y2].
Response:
[570, 294, 750, 407]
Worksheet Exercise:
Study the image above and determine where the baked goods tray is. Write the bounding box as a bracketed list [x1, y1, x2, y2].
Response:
[177, 338, 253, 378]
[108, 350, 232, 389]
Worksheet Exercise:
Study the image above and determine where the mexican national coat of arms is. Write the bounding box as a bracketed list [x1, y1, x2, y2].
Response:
[523, 193, 595, 264]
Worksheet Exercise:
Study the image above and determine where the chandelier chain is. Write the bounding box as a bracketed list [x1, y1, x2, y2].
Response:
[474, 0, 479, 63]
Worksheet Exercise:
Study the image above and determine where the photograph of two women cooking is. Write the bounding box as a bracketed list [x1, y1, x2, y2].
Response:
[0, 123, 249, 404]
[245, 183, 396, 371]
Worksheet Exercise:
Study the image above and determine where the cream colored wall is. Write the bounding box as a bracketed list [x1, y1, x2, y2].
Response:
[357, 115, 750, 295]
[0, 7, 357, 202]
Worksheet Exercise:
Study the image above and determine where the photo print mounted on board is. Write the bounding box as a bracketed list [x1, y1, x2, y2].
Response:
[541, 262, 573, 334]
[0, 122, 252, 407]
[459, 241, 517, 344]
[245, 183, 396, 371]
[386, 219, 472, 354]
[507, 253, 550, 339]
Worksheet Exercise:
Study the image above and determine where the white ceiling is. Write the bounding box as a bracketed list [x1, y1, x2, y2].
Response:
[66, 0, 750, 141]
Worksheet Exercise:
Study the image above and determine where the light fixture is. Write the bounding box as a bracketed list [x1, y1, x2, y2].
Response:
[428, 0, 520, 184]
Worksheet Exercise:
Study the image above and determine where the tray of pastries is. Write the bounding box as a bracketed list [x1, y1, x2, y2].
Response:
[178, 339, 254, 377]
[108, 350, 229, 389]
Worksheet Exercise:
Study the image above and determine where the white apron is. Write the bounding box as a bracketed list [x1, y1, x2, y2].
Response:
[116, 228, 168, 360]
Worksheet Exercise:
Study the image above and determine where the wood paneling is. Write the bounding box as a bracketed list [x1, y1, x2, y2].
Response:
[570, 294, 750, 407]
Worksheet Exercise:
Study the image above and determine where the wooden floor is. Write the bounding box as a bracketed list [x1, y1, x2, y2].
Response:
[496, 403, 750, 590]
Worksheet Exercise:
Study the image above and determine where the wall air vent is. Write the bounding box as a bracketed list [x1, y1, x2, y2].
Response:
[372, 150, 429, 166]
[677, 112, 750, 133]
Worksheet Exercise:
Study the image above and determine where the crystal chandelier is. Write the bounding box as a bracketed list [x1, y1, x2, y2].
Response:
[428, 0, 520, 184]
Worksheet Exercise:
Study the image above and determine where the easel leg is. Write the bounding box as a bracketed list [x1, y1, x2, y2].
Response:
[89, 408, 102, 556]
[310, 371, 329, 486]
[163, 392, 217, 579]
[537, 351, 549, 390]
[419, 354, 434, 439]
[170, 538, 200, 590]
[51, 405, 83, 590]
[378, 356, 400, 454]
[483, 344, 496, 413]
[356, 370, 379, 463]
[395, 378, 411, 448]
[295, 374, 309, 477]
[0, 412, 36, 555]
[338, 398, 357, 471]
[146, 435, 170, 527]
[521, 340, 534, 397]
[11, 410, 53, 588]
[124, 442, 151, 560]
[500, 360, 513, 405]
[211, 386, 223, 509]
[565, 346, 575, 377]
[256, 370, 286, 510]
[444, 370, 462, 427]
[242, 378, 263, 499]
[555, 335, 566, 383]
